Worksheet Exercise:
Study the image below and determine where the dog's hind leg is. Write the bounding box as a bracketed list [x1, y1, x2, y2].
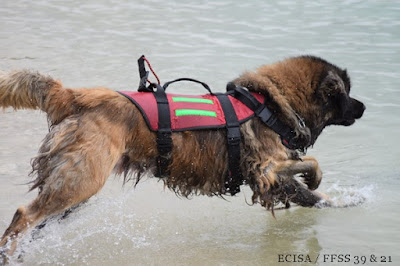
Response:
[0, 114, 126, 263]
[34, 200, 89, 233]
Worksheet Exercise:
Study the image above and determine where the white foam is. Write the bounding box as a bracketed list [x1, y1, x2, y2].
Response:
[316, 182, 376, 208]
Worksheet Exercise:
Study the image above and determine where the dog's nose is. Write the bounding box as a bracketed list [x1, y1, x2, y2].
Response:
[355, 101, 366, 119]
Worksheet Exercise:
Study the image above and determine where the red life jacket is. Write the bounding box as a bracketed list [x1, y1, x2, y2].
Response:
[119, 91, 265, 132]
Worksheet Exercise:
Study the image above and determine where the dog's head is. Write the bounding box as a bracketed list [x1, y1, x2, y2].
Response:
[234, 56, 365, 147]
[305, 56, 365, 143]
[317, 63, 365, 127]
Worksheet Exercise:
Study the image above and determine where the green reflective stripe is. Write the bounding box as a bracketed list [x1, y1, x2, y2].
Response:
[175, 109, 217, 117]
[172, 97, 213, 104]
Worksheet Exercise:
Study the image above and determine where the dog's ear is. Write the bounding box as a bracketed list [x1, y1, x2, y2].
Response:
[319, 70, 346, 96]
[318, 70, 355, 120]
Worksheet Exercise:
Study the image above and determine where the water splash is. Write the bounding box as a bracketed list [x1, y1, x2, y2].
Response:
[316, 182, 375, 208]
[7, 191, 153, 265]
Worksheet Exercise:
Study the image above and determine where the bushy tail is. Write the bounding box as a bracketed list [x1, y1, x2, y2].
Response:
[0, 70, 61, 111]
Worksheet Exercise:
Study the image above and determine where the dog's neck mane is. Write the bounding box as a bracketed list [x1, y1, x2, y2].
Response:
[233, 77, 312, 150]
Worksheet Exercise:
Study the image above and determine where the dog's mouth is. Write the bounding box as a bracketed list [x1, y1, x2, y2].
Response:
[337, 99, 365, 126]
[329, 117, 356, 127]
[341, 119, 356, 126]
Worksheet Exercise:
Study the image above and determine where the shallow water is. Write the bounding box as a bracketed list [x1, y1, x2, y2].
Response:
[0, 0, 399, 265]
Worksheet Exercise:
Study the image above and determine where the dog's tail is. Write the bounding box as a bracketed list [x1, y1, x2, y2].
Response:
[0, 70, 75, 122]
[0, 70, 61, 110]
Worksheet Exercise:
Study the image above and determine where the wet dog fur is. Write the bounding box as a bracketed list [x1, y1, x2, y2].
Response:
[0, 56, 365, 263]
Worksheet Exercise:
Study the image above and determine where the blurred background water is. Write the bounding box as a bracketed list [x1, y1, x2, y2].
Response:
[0, 0, 399, 265]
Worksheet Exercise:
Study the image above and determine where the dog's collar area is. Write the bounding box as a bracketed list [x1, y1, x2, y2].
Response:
[227, 83, 302, 150]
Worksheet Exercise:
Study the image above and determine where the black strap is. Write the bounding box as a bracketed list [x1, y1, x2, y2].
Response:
[229, 83, 300, 150]
[216, 94, 242, 196]
[163, 78, 213, 94]
[154, 84, 172, 177]
[137, 55, 152, 92]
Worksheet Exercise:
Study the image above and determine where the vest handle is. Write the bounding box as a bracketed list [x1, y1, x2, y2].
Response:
[163, 78, 213, 95]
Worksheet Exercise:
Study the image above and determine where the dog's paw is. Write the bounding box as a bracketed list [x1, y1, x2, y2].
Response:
[300, 169, 322, 191]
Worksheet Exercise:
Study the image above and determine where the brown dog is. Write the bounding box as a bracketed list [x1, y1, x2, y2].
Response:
[0, 56, 365, 263]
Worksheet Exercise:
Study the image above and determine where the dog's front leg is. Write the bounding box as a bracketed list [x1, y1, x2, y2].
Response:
[254, 157, 322, 207]
[275, 156, 322, 190]
[266, 156, 331, 208]
[277, 178, 332, 207]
